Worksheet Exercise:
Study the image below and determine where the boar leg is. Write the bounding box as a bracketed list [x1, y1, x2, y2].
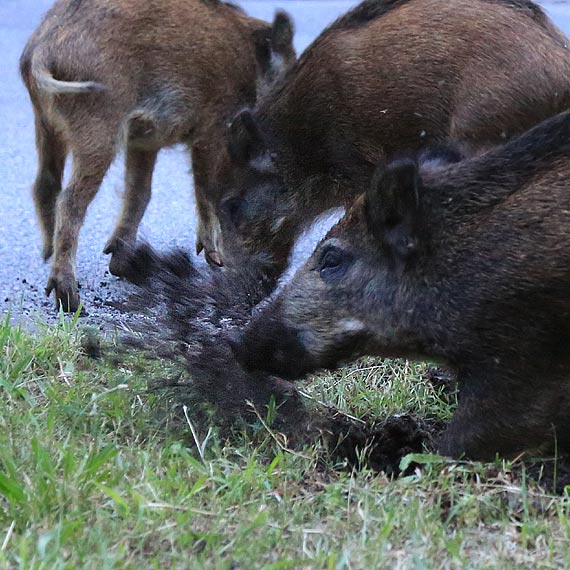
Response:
[191, 144, 222, 265]
[195, 192, 223, 266]
[104, 147, 158, 277]
[194, 184, 211, 254]
[47, 148, 113, 312]
[436, 376, 562, 460]
[32, 113, 67, 261]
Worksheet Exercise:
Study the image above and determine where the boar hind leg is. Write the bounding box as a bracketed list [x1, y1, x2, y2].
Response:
[104, 146, 158, 277]
[47, 148, 113, 312]
[195, 187, 223, 266]
[32, 115, 67, 261]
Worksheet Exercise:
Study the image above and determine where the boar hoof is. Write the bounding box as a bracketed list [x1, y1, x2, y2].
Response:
[103, 237, 122, 256]
[108, 253, 129, 278]
[105, 238, 156, 283]
[104, 238, 133, 278]
[46, 274, 81, 313]
[205, 250, 223, 267]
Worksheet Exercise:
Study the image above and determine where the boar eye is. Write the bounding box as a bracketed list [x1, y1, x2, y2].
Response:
[318, 246, 350, 281]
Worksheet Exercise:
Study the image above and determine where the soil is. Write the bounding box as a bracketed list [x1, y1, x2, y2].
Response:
[314, 411, 444, 475]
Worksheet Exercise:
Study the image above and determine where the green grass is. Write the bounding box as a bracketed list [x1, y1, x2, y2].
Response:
[0, 315, 569, 568]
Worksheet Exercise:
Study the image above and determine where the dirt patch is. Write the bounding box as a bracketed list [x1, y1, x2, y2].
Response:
[309, 411, 440, 474]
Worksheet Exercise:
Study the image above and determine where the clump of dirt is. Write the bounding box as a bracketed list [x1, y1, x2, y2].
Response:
[424, 367, 457, 402]
[316, 412, 444, 474]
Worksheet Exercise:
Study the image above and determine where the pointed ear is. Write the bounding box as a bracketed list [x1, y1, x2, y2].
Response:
[365, 159, 422, 260]
[271, 11, 295, 60]
[253, 11, 296, 83]
[227, 109, 266, 165]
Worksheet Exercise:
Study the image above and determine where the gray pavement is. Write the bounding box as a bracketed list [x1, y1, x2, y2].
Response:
[1, 0, 569, 328]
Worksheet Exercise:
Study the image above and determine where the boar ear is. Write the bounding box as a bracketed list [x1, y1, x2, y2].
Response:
[253, 11, 295, 82]
[227, 109, 266, 165]
[365, 159, 421, 260]
[271, 11, 295, 60]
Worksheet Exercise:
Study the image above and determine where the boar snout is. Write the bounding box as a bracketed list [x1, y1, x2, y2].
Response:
[228, 312, 315, 380]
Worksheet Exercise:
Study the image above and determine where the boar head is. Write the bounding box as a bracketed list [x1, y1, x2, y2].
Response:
[229, 158, 435, 378]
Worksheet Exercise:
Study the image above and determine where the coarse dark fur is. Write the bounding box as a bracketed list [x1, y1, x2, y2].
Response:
[230, 110, 570, 461]
[20, 0, 295, 312]
[214, 0, 570, 273]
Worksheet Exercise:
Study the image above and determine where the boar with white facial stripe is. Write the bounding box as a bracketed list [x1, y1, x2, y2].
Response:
[230, 111, 570, 461]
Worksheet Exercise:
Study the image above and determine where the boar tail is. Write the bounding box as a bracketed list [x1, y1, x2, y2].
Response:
[30, 54, 105, 95]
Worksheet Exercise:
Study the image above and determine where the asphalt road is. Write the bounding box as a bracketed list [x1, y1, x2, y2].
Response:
[1, 0, 569, 329]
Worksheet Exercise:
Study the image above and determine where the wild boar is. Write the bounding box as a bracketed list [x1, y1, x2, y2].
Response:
[216, 0, 570, 273]
[229, 110, 570, 460]
[19, 0, 295, 312]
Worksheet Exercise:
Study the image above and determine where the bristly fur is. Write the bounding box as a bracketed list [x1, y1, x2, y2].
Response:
[327, 0, 410, 30]
[299, 0, 552, 85]
[328, 0, 548, 33]
[200, 0, 242, 10]
[230, 110, 570, 462]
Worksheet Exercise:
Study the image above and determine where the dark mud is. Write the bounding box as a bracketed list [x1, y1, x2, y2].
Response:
[318, 412, 443, 474]
[425, 367, 457, 401]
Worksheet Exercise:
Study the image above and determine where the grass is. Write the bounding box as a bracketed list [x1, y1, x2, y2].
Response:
[0, 314, 569, 568]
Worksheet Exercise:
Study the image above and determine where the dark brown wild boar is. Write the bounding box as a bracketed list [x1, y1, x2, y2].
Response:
[229, 110, 570, 460]
[216, 0, 570, 272]
[20, 0, 295, 312]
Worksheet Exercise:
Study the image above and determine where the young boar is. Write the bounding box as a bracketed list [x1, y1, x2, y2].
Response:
[230, 110, 570, 460]
[216, 0, 570, 272]
[20, 0, 295, 312]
